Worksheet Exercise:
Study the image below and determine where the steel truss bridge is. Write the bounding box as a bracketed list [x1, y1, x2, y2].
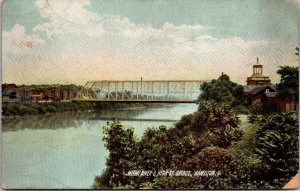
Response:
[75, 80, 209, 103]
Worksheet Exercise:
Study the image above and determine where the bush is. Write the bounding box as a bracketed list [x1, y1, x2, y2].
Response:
[38, 106, 47, 114]
[193, 101, 243, 148]
[19, 104, 38, 115]
[186, 146, 232, 171]
[228, 112, 299, 189]
[45, 104, 58, 113]
[233, 104, 250, 114]
[254, 112, 299, 187]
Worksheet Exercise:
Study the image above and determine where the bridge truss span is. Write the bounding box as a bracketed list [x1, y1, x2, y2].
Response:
[75, 80, 208, 103]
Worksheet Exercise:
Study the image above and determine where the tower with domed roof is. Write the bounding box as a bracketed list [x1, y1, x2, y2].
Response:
[246, 57, 271, 86]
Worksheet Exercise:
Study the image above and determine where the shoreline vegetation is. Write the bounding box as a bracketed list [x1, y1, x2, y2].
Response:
[93, 68, 299, 189]
[1, 100, 250, 119]
[93, 101, 298, 189]
[1, 101, 154, 118]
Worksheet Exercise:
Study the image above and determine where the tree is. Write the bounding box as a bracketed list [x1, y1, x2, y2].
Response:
[93, 120, 138, 188]
[138, 126, 173, 172]
[276, 66, 299, 99]
[198, 73, 244, 107]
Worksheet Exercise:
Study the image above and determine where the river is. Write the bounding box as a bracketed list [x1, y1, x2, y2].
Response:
[1, 103, 199, 189]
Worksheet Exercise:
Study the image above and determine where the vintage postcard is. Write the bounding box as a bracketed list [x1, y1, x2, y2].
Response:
[1, 0, 299, 189]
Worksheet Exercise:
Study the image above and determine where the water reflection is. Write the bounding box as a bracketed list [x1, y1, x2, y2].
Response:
[2, 112, 95, 131]
[2, 104, 196, 131]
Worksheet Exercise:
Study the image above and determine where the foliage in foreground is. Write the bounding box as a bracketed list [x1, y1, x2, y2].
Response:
[254, 112, 299, 187]
[93, 101, 298, 189]
[229, 112, 298, 189]
[94, 101, 240, 189]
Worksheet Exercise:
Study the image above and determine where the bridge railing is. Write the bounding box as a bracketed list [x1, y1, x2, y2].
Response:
[75, 80, 208, 102]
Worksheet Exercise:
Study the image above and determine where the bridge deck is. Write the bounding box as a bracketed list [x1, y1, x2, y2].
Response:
[73, 99, 197, 103]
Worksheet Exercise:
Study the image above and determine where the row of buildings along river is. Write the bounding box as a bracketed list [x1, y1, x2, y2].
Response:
[2, 84, 79, 102]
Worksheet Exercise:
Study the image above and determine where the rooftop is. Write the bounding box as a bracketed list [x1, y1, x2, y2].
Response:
[244, 85, 276, 94]
[249, 85, 276, 95]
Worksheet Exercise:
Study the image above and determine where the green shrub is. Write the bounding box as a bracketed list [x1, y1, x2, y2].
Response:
[194, 101, 243, 148]
[19, 104, 38, 115]
[254, 112, 299, 187]
[233, 104, 250, 114]
[228, 112, 299, 189]
[45, 104, 58, 113]
[38, 106, 47, 114]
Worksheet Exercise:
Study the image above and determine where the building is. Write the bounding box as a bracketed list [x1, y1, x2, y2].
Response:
[243, 58, 273, 105]
[245, 85, 277, 105]
[2, 83, 19, 102]
[2, 83, 17, 93]
[30, 86, 78, 102]
[243, 58, 298, 112]
[276, 98, 298, 112]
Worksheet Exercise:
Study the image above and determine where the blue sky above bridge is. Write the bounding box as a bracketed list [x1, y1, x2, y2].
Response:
[2, 0, 299, 85]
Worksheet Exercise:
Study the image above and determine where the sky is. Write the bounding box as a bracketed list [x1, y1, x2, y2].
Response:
[2, 0, 299, 85]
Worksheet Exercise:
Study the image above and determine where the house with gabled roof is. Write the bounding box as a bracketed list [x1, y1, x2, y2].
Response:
[244, 85, 277, 105]
[243, 58, 298, 112]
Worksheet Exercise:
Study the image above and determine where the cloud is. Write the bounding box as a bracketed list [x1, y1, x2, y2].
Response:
[34, 0, 103, 38]
[3, 24, 45, 54]
[2, 0, 297, 85]
[35, 0, 96, 24]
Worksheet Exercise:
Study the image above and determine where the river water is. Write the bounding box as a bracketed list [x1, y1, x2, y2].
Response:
[1, 103, 199, 189]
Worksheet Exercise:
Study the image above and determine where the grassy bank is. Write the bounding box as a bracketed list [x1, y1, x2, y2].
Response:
[1, 101, 149, 117]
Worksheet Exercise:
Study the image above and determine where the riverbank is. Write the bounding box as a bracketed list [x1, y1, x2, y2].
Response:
[1, 101, 152, 117]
